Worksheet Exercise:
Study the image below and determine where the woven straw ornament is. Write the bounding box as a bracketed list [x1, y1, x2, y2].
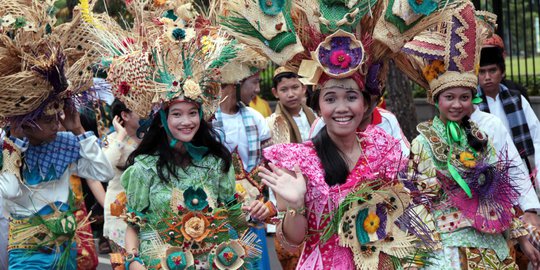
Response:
[0, 0, 98, 126]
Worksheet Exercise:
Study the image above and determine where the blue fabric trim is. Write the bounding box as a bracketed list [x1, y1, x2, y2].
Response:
[8, 242, 77, 269]
[76, 131, 94, 141]
[10, 201, 69, 220]
[10, 137, 28, 150]
[124, 256, 145, 269]
[23, 132, 80, 185]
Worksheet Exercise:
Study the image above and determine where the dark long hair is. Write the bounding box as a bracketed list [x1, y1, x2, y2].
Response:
[125, 108, 231, 183]
[111, 98, 131, 120]
[462, 115, 487, 152]
[312, 126, 350, 186]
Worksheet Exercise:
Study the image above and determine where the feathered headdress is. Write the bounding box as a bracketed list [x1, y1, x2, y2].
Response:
[374, 0, 496, 103]
[0, 0, 98, 127]
[218, 0, 304, 66]
[212, 39, 269, 85]
[219, 0, 389, 96]
[88, 0, 225, 121]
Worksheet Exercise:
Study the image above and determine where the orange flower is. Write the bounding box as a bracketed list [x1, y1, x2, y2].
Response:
[153, 0, 166, 6]
[181, 212, 211, 242]
[422, 60, 446, 82]
[363, 212, 380, 234]
[459, 151, 476, 168]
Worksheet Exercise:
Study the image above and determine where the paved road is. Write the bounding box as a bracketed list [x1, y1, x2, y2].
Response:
[97, 236, 283, 270]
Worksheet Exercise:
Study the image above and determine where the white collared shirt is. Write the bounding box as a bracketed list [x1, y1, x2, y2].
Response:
[292, 108, 311, 142]
[472, 108, 540, 212]
[484, 93, 540, 182]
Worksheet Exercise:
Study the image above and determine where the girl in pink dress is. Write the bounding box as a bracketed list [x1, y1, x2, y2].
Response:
[260, 75, 407, 269]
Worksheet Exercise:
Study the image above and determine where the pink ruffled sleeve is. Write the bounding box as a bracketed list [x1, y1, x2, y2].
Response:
[263, 142, 323, 183]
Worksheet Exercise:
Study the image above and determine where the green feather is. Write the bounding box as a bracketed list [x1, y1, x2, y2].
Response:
[220, 0, 297, 53]
[208, 40, 240, 69]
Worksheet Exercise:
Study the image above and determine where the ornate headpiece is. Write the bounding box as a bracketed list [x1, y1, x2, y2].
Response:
[215, 40, 269, 85]
[0, 0, 98, 126]
[219, 0, 304, 66]
[89, 0, 225, 121]
[273, 66, 296, 78]
[219, 0, 389, 96]
[298, 30, 366, 85]
[379, 1, 495, 103]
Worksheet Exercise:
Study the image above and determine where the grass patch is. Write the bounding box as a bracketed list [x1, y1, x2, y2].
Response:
[506, 56, 540, 76]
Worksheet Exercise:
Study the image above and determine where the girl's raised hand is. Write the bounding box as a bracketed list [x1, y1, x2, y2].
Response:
[259, 163, 306, 210]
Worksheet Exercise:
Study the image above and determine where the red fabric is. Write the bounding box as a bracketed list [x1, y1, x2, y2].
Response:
[371, 107, 382, 125]
[74, 202, 98, 270]
[459, 4, 477, 71]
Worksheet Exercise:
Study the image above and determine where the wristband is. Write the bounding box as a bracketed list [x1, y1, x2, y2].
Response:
[124, 248, 144, 269]
[286, 205, 306, 217]
[124, 257, 144, 270]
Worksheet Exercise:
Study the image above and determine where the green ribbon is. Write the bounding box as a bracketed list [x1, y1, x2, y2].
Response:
[472, 95, 483, 105]
[159, 109, 208, 162]
[444, 120, 473, 198]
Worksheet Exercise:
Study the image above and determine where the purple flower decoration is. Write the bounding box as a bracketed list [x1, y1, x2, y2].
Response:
[318, 34, 364, 75]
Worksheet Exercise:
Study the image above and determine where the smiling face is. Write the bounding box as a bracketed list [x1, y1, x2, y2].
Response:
[436, 87, 474, 123]
[239, 73, 261, 105]
[167, 101, 200, 143]
[272, 77, 306, 115]
[319, 78, 368, 139]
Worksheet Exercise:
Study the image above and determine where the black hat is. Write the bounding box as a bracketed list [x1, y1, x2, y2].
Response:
[480, 47, 505, 67]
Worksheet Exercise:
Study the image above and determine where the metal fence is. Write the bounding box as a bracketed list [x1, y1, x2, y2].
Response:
[473, 0, 540, 95]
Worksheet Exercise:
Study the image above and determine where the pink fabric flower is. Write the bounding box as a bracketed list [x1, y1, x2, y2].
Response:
[329, 50, 352, 69]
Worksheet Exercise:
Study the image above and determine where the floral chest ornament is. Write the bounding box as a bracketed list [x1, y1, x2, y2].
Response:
[417, 121, 518, 234]
[150, 187, 261, 270]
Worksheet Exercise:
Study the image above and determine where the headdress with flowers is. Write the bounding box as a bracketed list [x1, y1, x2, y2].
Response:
[88, 0, 222, 120]
[374, 0, 495, 103]
[0, 0, 99, 127]
[216, 0, 392, 100]
[87, 0, 228, 159]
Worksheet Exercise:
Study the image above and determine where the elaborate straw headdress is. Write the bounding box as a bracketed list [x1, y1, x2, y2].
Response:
[88, 0, 225, 121]
[0, 0, 98, 126]
[222, 0, 390, 96]
[218, 0, 304, 66]
[216, 40, 269, 85]
[379, 1, 495, 103]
